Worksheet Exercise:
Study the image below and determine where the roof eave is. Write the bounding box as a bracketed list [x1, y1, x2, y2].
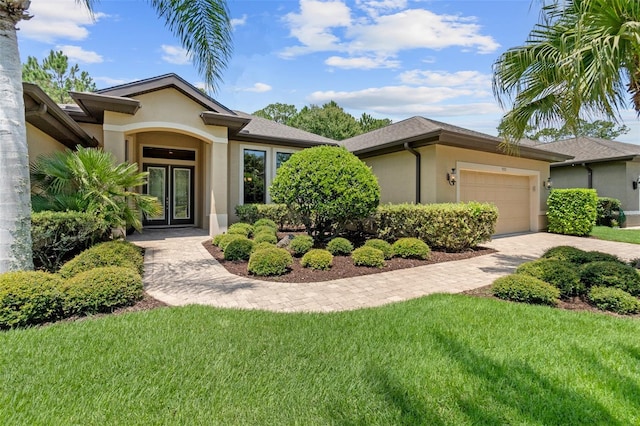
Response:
[232, 132, 338, 148]
[551, 155, 638, 167]
[69, 91, 141, 124]
[200, 111, 251, 135]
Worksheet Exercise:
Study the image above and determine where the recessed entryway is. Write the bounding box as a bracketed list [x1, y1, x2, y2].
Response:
[144, 164, 195, 226]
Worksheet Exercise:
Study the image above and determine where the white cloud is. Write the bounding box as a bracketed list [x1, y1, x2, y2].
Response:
[231, 14, 248, 29]
[325, 55, 400, 69]
[161, 45, 191, 65]
[356, 0, 407, 17]
[242, 83, 273, 93]
[18, 0, 106, 43]
[399, 70, 491, 90]
[57, 45, 103, 64]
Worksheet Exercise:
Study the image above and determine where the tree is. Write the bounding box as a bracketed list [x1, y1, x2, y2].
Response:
[497, 119, 631, 142]
[0, 0, 232, 273]
[492, 0, 640, 144]
[252, 103, 297, 125]
[358, 113, 392, 133]
[288, 101, 362, 140]
[270, 146, 380, 242]
[22, 50, 97, 104]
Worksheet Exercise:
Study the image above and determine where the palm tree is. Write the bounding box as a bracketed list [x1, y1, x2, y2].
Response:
[0, 0, 232, 273]
[492, 0, 640, 144]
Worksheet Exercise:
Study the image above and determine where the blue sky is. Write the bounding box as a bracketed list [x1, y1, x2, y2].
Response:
[17, 0, 640, 144]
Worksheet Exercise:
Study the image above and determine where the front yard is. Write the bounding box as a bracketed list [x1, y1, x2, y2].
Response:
[591, 226, 640, 244]
[1, 294, 639, 424]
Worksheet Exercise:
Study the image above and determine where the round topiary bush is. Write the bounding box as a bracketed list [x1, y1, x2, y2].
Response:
[580, 261, 640, 295]
[248, 247, 293, 276]
[253, 218, 278, 231]
[364, 239, 393, 259]
[217, 234, 247, 252]
[62, 266, 143, 316]
[252, 242, 275, 252]
[227, 222, 254, 237]
[515, 259, 583, 298]
[351, 246, 385, 268]
[254, 232, 278, 245]
[58, 240, 143, 278]
[289, 235, 314, 257]
[0, 271, 65, 328]
[212, 234, 226, 247]
[301, 249, 333, 270]
[392, 238, 430, 259]
[541, 246, 590, 264]
[582, 251, 624, 264]
[253, 225, 276, 236]
[588, 286, 640, 315]
[492, 274, 560, 306]
[326, 237, 354, 256]
[224, 238, 255, 261]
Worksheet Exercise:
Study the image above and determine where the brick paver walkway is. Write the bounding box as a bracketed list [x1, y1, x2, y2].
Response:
[130, 229, 639, 312]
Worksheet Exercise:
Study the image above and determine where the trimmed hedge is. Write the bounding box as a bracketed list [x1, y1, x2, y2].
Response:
[351, 246, 385, 268]
[547, 189, 597, 236]
[588, 286, 640, 315]
[31, 210, 110, 272]
[62, 266, 143, 316]
[392, 238, 431, 260]
[326, 237, 354, 256]
[224, 238, 255, 261]
[227, 223, 254, 237]
[580, 261, 640, 296]
[492, 275, 560, 306]
[362, 202, 497, 252]
[289, 235, 314, 257]
[301, 249, 333, 270]
[235, 204, 303, 230]
[248, 248, 293, 276]
[516, 259, 583, 298]
[59, 240, 143, 279]
[0, 271, 65, 328]
[364, 239, 393, 259]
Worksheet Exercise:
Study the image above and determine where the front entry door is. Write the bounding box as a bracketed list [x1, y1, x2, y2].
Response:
[144, 164, 195, 226]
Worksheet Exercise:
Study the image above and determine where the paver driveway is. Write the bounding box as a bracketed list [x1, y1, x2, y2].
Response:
[129, 229, 639, 312]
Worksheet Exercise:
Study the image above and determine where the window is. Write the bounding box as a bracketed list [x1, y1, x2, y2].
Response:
[240, 146, 297, 205]
[275, 152, 293, 169]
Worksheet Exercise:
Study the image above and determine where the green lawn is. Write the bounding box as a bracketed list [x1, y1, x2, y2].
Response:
[590, 226, 640, 244]
[1, 295, 639, 425]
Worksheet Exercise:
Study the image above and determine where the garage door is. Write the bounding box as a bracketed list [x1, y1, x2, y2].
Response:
[460, 171, 531, 234]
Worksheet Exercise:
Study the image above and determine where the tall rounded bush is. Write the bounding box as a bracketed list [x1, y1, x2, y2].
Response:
[0, 271, 65, 328]
[224, 238, 255, 261]
[270, 146, 380, 242]
[546, 189, 597, 236]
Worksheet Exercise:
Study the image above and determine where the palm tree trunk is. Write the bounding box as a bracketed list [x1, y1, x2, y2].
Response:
[0, 6, 34, 272]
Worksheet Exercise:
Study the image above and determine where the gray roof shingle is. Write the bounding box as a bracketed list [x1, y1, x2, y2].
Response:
[529, 137, 640, 164]
[232, 110, 337, 145]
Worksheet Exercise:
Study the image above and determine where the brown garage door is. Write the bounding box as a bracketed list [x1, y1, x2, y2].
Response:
[460, 171, 531, 234]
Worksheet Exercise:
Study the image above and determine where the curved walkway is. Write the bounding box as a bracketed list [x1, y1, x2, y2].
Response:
[129, 229, 639, 312]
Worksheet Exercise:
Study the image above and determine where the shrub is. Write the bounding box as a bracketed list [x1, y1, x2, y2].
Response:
[270, 146, 380, 242]
[361, 202, 498, 252]
[227, 222, 254, 237]
[492, 275, 559, 306]
[252, 242, 275, 252]
[301, 249, 333, 270]
[547, 189, 597, 236]
[224, 238, 255, 261]
[580, 261, 640, 295]
[253, 218, 278, 230]
[351, 246, 385, 268]
[58, 240, 143, 279]
[248, 248, 293, 276]
[596, 197, 626, 227]
[31, 210, 110, 272]
[541, 246, 589, 264]
[0, 271, 65, 328]
[253, 225, 276, 236]
[216, 234, 247, 252]
[392, 238, 431, 259]
[588, 286, 640, 315]
[235, 204, 302, 230]
[289, 235, 314, 257]
[516, 259, 583, 298]
[62, 266, 143, 316]
[212, 234, 226, 247]
[326, 237, 354, 256]
[364, 239, 393, 259]
[254, 232, 278, 245]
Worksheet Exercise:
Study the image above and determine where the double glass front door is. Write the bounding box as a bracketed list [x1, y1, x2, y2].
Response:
[144, 164, 194, 226]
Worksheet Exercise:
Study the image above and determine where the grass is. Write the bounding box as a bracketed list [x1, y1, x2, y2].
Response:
[590, 226, 640, 244]
[1, 294, 640, 424]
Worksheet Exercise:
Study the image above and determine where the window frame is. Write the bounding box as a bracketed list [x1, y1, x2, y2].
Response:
[239, 144, 298, 205]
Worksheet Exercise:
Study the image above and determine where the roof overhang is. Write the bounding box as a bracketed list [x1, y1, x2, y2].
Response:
[23, 83, 98, 149]
[69, 91, 141, 124]
[233, 131, 339, 148]
[551, 155, 639, 167]
[200, 111, 251, 135]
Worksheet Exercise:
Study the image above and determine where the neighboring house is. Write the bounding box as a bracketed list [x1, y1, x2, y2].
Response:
[529, 137, 640, 227]
[24, 73, 571, 236]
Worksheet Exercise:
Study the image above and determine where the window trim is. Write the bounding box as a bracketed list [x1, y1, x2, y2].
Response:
[239, 144, 298, 205]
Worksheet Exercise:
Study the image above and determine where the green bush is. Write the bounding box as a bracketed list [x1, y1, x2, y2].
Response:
[235, 204, 302, 230]
[212, 234, 225, 247]
[588, 286, 640, 315]
[227, 222, 254, 237]
[253, 225, 276, 236]
[351, 246, 385, 268]
[580, 261, 640, 295]
[270, 146, 380, 242]
[492, 274, 560, 306]
[362, 202, 497, 252]
[31, 210, 110, 272]
[59, 240, 143, 279]
[248, 248, 293, 276]
[301, 249, 333, 270]
[254, 232, 278, 245]
[62, 266, 143, 316]
[392, 238, 431, 259]
[516, 259, 583, 298]
[253, 218, 278, 230]
[217, 234, 246, 252]
[547, 189, 597, 236]
[541, 246, 589, 264]
[326, 237, 354, 256]
[289, 235, 314, 257]
[252, 242, 275, 252]
[0, 271, 65, 328]
[224, 238, 255, 261]
[596, 197, 626, 227]
[364, 239, 393, 259]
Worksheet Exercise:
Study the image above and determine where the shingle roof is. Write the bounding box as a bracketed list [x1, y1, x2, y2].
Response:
[529, 137, 640, 165]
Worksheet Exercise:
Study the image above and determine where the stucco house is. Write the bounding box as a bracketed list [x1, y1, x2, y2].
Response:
[528, 137, 640, 227]
[24, 73, 571, 236]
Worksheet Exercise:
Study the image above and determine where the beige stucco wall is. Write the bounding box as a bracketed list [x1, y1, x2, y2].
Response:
[77, 123, 104, 147]
[363, 151, 416, 204]
[26, 123, 67, 161]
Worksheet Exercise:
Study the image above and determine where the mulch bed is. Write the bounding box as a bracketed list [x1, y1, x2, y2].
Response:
[202, 239, 496, 283]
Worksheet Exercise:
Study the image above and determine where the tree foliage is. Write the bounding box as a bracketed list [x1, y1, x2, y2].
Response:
[253, 103, 297, 124]
[22, 51, 97, 104]
[497, 119, 630, 142]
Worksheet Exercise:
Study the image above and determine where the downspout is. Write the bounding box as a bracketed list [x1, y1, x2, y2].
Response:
[404, 142, 421, 203]
[582, 163, 593, 188]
